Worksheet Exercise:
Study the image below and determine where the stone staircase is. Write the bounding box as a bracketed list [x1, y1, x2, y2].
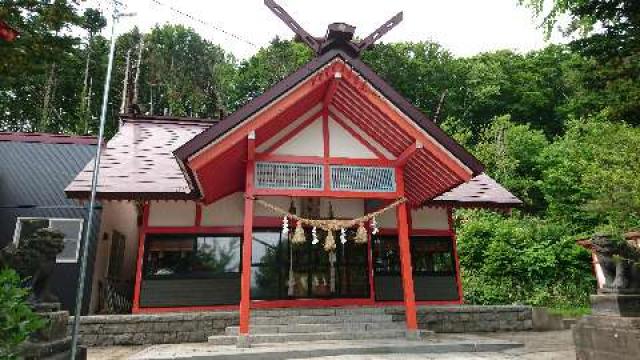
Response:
[208, 307, 409, 345]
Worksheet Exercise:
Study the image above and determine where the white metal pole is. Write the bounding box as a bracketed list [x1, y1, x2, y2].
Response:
[70, 3, 119, 358]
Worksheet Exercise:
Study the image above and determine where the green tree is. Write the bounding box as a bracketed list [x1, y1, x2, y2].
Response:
[0, 269, 44, 359]
[229, 38, 312, 111]
[457, 210, 594, 308]
[520, 0, 640, 124]
[541, 117, 640, 235]
[473, 115, 549, 214]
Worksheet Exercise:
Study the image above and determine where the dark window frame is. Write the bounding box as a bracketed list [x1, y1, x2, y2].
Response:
[142, 233, 242, 281]
[372, 234, 456, 277]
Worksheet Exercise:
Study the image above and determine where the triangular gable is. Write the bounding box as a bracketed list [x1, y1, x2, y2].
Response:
[328, 117, 377, 159]
[176, 50, 486, 205]
[272, 117, 324, 157]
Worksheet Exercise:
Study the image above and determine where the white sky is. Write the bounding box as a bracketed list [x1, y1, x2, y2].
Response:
[91, 0, 565, 59]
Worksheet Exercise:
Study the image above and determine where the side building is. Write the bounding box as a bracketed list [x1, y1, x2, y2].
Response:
[0, 132, 99, 314]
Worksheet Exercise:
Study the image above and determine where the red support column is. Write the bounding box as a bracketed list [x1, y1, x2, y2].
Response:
[238, 132, 256, 347]
[395, 169, 419, 336]
[448, 208, 464, 303]
[132, 202, 149, 314]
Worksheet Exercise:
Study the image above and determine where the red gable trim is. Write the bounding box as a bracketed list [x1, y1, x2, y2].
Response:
[174, 49, 484, 176]
[0, 132, 97, 145]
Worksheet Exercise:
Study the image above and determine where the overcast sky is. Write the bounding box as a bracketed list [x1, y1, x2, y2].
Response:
[92, 0, 564, 59]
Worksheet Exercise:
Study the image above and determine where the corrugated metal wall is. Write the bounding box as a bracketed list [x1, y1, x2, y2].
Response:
[0, 141, 100, 315]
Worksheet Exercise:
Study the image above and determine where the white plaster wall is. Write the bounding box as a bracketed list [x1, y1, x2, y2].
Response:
[329, 106, 396, 160]
[201, 192, 245, 226]
[256, 104, 322, 153]
[376, 206, 397, 228]
[272, 118, 324, 157]
[328, 117, 377, 159]
[411, 207, 450, 230]
[320, 198, 365, 218]
[89, 201, 139, 313]
[148, 201, 196, 227]
[371, 205, 449, 231]
[255, 196, 299, 217]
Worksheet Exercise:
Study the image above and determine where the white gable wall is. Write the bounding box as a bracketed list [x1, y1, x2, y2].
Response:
[328, 117, 377, 158]
[272, 117, 324, 157]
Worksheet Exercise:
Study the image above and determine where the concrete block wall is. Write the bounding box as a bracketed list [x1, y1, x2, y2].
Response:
[386, 305, 533, 333]
[68, 312, 238, 346]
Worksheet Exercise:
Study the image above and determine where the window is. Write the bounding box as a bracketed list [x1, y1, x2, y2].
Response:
[372, 235, 401, 274]
[411, 236, 455, 275]
[143, 234, 241, 279]
[372, 234, 455, 275]
[13, 218, 83, 263]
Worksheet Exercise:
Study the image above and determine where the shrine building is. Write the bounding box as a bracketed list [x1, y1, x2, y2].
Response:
[65, 5, 521, 337]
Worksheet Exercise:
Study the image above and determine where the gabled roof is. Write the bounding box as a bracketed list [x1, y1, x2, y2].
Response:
[174, 49, 483, 176]
[431, 174, 522, 208]
[65, 118, 210, 200]
[0, 133, 96, 208]
[64, 117, 519, 208]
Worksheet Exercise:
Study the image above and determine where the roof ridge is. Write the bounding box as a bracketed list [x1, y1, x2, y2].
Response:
[121, 114, 219, 126]
[0, 132, 97, 145]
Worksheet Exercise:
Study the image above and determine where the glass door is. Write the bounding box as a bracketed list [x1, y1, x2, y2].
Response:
[251, 228, 370, 299]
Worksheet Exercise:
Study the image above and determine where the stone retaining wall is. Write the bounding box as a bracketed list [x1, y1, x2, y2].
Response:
[69, 306, 533, 346]
[386, 305, 533, 333]
[68, 312, 238, 346]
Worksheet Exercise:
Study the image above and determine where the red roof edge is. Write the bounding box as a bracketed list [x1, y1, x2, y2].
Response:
[0, 132, 98, 145]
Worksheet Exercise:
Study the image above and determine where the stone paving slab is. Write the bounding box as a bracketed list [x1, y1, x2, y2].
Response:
[125, 334, 522, 360]
[89, 330, 575, 360]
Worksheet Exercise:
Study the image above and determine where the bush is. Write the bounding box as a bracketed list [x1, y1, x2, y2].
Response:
[457, 210, 595, 308]
[0, 268, 44, 359]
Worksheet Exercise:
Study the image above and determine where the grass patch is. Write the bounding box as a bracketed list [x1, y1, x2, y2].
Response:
[547, 306, 591, 318]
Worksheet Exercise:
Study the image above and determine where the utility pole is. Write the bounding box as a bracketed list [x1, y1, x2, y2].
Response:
[70, 2, 134, 358]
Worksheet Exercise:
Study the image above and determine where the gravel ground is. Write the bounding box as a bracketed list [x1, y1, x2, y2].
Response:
[88, 330, 575, 360]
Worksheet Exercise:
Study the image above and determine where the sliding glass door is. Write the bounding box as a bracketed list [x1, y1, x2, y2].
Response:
[251, 228, 369, 300]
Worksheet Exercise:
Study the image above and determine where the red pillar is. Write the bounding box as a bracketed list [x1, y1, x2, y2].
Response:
[239, 132, 256, 345]
[132, 202, 149, 314]
[395, 169, 418, 334]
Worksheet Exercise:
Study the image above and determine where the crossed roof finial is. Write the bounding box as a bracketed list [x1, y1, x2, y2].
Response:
[264, 0, 403, 57]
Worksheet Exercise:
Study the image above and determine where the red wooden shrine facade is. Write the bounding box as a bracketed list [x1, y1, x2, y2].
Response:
[66, 23, 520, 337]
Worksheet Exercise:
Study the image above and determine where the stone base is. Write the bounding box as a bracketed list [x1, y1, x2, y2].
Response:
[236, 334, 251, 348]
[573, 315, 640, 360]
[591, 294, 640, 317]
[20, 336, 72, 359]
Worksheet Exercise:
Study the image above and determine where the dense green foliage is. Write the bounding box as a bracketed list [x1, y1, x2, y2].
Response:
[0, 269, 44, 359]
[2, 1, 639, 309]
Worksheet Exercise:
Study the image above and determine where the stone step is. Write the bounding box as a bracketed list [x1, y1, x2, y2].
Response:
[252, 307, 388, 317]
[225, 322, 405, 335]
[252, 314, 394, 325]
[208, 329, 408, 345]
[563, 318, 577, 329]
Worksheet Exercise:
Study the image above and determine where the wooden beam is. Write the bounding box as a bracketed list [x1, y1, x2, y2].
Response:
[396, 141, 421, 167]
[323, 72, 341, 106]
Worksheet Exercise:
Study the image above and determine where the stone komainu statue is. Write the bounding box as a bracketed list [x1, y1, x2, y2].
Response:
[591, 234, 640, 292]
[0, 228, 65, 304]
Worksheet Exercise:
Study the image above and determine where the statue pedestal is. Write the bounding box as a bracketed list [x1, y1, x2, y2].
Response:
[19, 303, 86, 360]
[573, 294, 640, 360]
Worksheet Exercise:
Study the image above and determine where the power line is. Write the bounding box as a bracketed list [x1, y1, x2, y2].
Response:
[149, 0, 258, 48]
